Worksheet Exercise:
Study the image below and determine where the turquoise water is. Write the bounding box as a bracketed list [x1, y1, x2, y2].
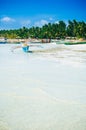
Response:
[0, 43, 86, 130]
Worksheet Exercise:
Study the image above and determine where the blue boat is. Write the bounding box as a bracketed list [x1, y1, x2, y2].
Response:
[11, 42, 42, 53]
[0, 42, 7, 44]
[22, 46, 29, 52]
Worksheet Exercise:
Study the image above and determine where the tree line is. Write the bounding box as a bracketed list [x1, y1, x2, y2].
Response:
[0, 20, 86, 39]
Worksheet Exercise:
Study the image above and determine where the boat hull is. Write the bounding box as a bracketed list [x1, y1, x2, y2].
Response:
[0, 42, 7, 44]
[64, 42, 86, 45]
[22, 46, 29, 52]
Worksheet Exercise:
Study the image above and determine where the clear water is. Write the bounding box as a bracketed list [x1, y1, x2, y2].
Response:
[0, 43, 86, 130]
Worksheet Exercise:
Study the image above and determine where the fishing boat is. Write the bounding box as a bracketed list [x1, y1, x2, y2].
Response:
[22, 43, 29, 52]
[64, 41, 86, 45]
[0, 38, 7, 44]
[21, 42, 43, 52]
[22, 45, 29, 52]
[0, 41, 7, 44]
[11, 42, 42, 53]
[22, 46, 29, 52]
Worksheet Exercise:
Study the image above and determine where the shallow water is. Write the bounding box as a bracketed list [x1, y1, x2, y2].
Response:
[0, 43, 86, 130]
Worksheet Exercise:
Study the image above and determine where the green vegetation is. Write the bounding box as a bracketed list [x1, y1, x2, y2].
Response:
[0, 20, 86, 39]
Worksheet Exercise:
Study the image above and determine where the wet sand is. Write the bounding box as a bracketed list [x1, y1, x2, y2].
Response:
[0, 44, 86, 130]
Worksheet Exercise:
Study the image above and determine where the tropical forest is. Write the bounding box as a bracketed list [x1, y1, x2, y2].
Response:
[0, 20, 86, 39]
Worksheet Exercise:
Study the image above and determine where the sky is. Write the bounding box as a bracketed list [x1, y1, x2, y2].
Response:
[0, 0, 86, 30]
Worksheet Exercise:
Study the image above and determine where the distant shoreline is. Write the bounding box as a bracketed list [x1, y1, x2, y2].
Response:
[0, 38, 86, 44]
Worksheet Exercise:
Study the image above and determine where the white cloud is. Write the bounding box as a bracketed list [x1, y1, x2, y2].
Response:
[34, 19, 48, 27]
[20, 20, 31, 27]
[55, 21, 59, 24]
[1, 16, 15, 22]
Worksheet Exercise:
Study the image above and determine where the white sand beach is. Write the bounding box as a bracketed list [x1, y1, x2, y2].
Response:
[0, 43, 86, 130]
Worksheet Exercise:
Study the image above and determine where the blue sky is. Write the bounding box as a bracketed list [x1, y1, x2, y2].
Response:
[0, 0, 86, 29]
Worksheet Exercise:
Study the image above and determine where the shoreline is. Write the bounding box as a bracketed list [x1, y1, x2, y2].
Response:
[0, 38, 86, 44]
